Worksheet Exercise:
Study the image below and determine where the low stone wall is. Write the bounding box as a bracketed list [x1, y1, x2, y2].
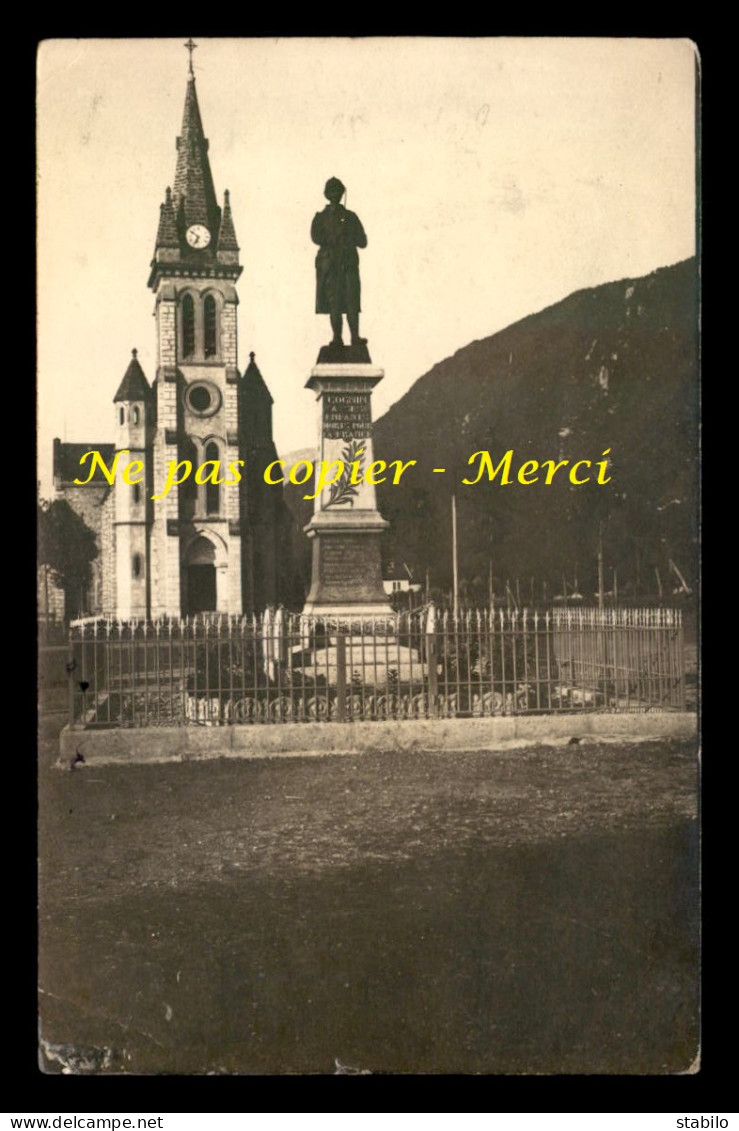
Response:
[58, 712, 698, 767]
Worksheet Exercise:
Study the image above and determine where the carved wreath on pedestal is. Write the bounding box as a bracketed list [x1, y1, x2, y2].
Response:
[326, 437, 367, 507]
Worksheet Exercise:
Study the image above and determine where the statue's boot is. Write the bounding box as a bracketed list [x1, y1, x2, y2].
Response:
[330, 312, 344, 346]
[347, 313, 367, 346]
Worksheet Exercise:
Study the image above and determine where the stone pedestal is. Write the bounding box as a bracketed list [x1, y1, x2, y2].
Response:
[302, 362, 393, 618]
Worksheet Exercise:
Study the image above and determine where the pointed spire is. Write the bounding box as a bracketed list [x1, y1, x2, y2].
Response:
[216, 189, 239, 252]
[114, 349, 152, 403]
[244, 350, 260, 377]
[149, 51, 242, 288]
[154, 186, 179, 249]
[242, 351, 274, 405]
[172, 73, 219, 234]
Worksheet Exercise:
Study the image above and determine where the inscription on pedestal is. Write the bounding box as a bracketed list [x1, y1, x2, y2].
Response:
[322, 536, 370, 589]
[323, 393, 372, 439]
[309, 532, 386, 604]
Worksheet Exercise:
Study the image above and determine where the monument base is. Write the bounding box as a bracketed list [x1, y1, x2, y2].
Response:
[316, 340, 372, 365]
[301, 603, 395, 619]
[302, 513, 392, 618]
[295, 638, 419, 684]
[301, 358, 392, 620]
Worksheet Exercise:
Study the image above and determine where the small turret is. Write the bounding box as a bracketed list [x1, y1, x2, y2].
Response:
[154, 187, 180, 253]
[113, 350, 153, 618]
[216, 189, 239, 256]
[114, 348, 152, 406]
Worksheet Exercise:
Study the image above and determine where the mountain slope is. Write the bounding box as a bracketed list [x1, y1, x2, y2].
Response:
[372, 258, 698, 600]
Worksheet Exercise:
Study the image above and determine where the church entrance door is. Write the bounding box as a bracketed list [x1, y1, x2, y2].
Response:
[188, 564, 217, 613]
[184, 535, 220, 614]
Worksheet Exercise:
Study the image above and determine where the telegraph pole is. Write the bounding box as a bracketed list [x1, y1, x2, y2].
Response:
[452, 493, 459, 617]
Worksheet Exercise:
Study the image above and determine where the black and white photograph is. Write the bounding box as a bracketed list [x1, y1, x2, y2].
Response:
[37, 37, 699, 1076]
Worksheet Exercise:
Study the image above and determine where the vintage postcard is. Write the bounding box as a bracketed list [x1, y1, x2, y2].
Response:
[37, 38, 698, 1076]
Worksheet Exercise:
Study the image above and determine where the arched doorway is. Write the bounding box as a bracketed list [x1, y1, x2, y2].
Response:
[185, 535, 217, 614]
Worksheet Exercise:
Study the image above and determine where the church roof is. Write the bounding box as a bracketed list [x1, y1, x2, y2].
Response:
[242, 352, 274, 404]
[114, 350, 151, 403]
[172, 75, 220, 235]
[53, 439, 116, 486]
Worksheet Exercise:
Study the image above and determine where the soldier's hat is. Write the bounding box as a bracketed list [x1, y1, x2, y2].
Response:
[324, 177, 346, 199]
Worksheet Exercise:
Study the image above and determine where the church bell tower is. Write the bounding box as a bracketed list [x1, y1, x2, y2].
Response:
[147, 43, 244, 617]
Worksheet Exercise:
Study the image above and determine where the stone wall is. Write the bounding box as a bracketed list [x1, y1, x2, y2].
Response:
[51, 482, 110, 616]
[38, 565, 66, 623]
[101, 490, 116, 614]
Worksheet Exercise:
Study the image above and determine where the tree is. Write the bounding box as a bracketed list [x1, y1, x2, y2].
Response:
[38, 498, 98, 620]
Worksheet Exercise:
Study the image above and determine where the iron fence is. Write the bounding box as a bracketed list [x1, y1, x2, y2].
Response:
[66, 606, 685, 729]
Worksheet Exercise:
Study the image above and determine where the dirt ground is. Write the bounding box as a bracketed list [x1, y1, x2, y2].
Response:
[38, 720, 698, 1076]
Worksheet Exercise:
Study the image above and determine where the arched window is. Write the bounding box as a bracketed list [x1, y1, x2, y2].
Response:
[182, 294, 195, 358]
[133, 483, 141, 505]
[204, 295, 217, 358]
[133, 406, 140, 426]
[205, 441, 220, 515]
[132, 554, 143, 579]
[119, 407, 125, 425]
[180, 438, 198, 518]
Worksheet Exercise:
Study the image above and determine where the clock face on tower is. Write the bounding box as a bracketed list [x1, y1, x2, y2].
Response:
[186, 224, 211, 249]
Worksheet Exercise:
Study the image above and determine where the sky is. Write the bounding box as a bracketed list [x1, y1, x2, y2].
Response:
[37, 37, 696, 494]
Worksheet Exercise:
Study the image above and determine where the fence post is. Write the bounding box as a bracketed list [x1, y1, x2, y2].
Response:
[336, 633, 347, 721]
[678, 611, 686, 711]
[426, 602, 438, 718]
[67, 624, 75, 729]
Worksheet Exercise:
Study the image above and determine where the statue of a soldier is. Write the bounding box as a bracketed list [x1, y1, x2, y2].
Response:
[312, 177, 369, 359]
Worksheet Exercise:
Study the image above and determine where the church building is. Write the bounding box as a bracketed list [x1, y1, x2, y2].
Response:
[52, 56, 293, 619]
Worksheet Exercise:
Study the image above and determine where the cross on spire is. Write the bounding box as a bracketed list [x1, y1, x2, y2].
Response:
[184, 38, 197, 76]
